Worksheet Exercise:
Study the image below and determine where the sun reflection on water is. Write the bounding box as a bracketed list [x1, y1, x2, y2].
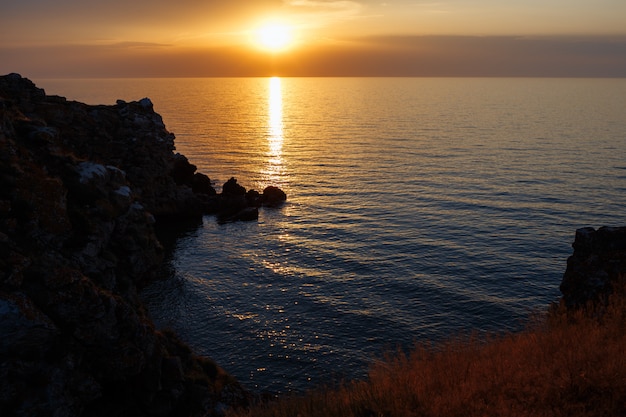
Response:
[265, 77, 284, 183]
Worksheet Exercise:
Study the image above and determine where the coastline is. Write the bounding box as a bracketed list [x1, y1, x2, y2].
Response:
[0, 73, 278, 416]
[1, 73, 623, 417]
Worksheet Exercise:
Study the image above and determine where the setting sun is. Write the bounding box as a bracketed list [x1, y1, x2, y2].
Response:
[256, 23, 293, 52]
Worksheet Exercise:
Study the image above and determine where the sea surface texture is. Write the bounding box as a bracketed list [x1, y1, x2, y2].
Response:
[41, 77, 626, 393]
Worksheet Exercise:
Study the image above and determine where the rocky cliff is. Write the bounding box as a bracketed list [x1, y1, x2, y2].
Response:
[0, 73, 266, 417]
[560, 226, 626, 308]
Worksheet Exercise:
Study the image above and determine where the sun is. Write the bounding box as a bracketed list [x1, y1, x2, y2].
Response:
[256, 23, 293, 52]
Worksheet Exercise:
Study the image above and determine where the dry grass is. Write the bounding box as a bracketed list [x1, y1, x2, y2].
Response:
[227, 281, 626, 417]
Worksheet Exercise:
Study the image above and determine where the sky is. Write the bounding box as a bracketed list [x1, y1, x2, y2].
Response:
[1, 0, 625, 77]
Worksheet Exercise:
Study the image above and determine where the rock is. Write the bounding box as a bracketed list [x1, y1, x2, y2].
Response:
[262, 185, 287, 207]
[560, 226, 626, 308]
[222, 177, 246, 196]
[238, 207, 260, 221]
[170, 153, 197, 185]
[217, 178, 269, 222]
[0, 292, 58, 357]
[191, 172, 216, 196]
[245, 189, 262, 207]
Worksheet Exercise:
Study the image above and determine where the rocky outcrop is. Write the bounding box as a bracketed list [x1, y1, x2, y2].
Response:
[560, 226, 626, 308]
[0, 73, 262, 416]
[215, 178, 287, 223]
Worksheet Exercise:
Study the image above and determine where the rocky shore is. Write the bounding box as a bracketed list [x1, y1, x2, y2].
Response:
[0, 73, 286, 417]
[0, 73, 623, 417]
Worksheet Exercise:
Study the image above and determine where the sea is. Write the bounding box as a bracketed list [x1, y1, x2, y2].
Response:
[38, 77, 626, 394]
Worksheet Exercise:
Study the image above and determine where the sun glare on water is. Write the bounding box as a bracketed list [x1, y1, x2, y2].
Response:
[256, 23, 293, 52]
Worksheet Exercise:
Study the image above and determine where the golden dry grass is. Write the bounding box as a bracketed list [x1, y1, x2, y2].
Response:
[227, 282, 626, 417]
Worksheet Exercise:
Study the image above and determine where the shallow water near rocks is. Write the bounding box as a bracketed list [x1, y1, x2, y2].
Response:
[40, 77, 626, 393]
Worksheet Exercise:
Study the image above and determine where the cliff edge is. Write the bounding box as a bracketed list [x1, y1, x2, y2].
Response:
[0, 74, 251, 417]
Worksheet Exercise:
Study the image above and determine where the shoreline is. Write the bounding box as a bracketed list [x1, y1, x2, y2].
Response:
[0, 73, 271, 416]
[1, 73, 623, 416]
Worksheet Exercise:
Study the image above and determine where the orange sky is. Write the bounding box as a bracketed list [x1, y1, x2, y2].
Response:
[1, 1, 625, 77]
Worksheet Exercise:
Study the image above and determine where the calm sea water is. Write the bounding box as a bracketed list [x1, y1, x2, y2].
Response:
[40, 77, 626, 394]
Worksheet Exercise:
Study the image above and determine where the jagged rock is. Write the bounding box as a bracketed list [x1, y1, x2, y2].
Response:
[222, 177, 246, 196]
[170, 153, 197, 185]
[560, 226, 626, 308]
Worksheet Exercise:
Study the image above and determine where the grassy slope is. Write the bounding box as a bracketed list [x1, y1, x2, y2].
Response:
[228, 280, 626, 417]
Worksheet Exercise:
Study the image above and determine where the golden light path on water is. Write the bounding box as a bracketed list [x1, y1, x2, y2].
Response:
[265, 77, 284, 183]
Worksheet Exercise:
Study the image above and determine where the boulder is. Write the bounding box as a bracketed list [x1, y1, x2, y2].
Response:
[262, 185, 287, 207]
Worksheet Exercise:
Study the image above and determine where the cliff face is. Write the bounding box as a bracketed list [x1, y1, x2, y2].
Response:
[0, 74, 248, 417]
